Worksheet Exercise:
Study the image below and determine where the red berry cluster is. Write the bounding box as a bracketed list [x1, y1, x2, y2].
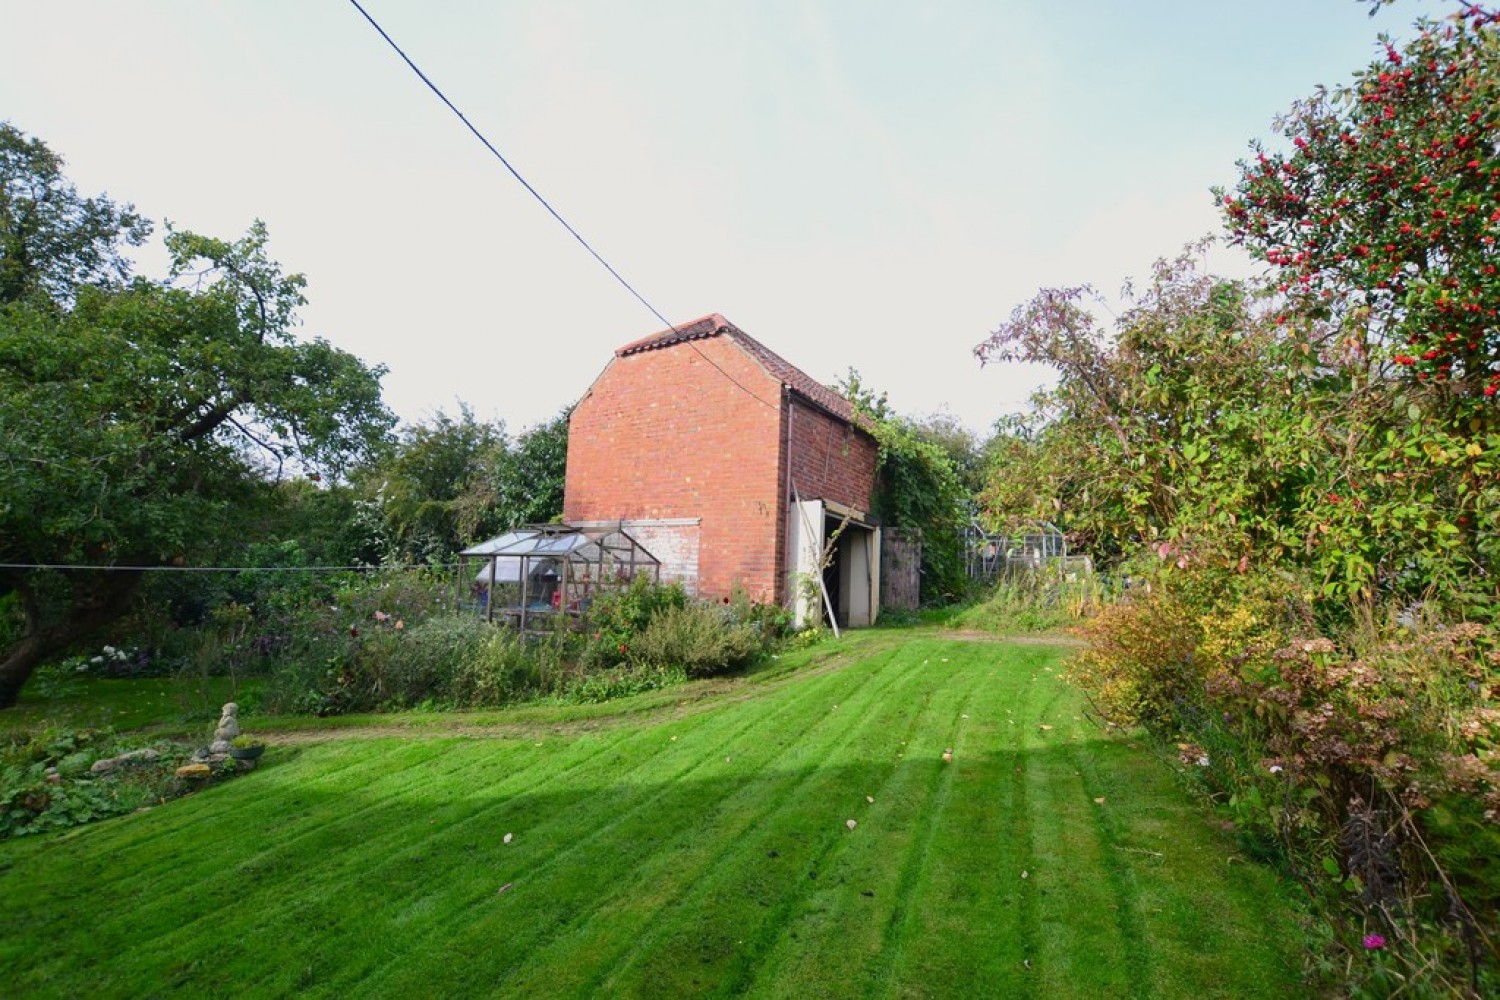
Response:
[1220, 8, 1500, 402]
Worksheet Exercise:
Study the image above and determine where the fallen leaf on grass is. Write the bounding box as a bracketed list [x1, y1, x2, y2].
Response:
[1038, 725, 1054, 731]
[497, 883, 513, 896]
[503, 832, 513, 844]
[1020, 870, 1029, 879]
[846, 819, 858, 831]
[1093, 798, 1106, 805]
[866, 796, 875, 804]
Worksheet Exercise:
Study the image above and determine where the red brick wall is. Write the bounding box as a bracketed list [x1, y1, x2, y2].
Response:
[564, 338, 786, 601]
[784, 399, 878, 516]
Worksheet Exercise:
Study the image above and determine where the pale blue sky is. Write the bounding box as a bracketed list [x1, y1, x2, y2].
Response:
[1, 1, 1444, 435]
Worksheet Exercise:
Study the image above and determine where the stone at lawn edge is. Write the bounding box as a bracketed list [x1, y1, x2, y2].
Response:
[116, 748, 160, 766]
[210, 740, 232, 754]
[175, 763, 211, 780]
[90, 758, 117, 775]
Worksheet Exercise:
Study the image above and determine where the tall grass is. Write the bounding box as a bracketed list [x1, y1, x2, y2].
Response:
[951, 564, 1112, 633]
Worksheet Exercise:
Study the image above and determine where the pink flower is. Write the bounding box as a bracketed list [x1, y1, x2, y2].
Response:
[1363, 934, 1386, 950]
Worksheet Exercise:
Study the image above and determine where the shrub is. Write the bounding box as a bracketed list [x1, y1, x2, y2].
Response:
[580, 576, 689, 668]
[258, 569, 453, 714]
[1071, 566, 1500, 994]
[629, 603, 763, 678]
[565, 663, 686, 703]
[450, 623, 567, 707]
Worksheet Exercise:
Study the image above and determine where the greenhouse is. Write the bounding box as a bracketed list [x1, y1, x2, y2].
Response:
[458, 525, 661, 632]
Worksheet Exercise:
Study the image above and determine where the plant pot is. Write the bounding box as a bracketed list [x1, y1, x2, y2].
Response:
[229, 745, 265, 761]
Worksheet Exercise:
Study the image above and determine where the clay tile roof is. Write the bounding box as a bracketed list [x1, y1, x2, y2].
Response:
[616, 313, 863, 427]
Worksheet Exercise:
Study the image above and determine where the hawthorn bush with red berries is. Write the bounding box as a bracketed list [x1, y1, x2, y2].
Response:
[1221, 3, 1500, 411]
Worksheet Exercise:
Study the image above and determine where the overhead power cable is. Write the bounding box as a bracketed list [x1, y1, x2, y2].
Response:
[347, 0, 674, 331]
[346, 1, 781, 413]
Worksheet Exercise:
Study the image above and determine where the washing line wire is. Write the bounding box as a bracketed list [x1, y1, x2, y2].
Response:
[0, 562, 436, 574]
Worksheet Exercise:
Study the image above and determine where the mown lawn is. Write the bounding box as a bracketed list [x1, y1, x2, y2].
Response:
[3, 672, 254, 735]
[0, 631, 1306, 998]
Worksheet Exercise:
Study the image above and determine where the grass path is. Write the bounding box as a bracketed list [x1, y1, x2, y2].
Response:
[0, 631, 1306, 998]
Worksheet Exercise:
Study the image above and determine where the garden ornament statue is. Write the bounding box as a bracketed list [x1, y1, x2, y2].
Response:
[211, 702, 240, 752]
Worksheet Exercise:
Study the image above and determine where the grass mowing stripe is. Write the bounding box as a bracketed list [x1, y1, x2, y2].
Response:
[128, 732, 628, 999]
[528, 645, 951, 999]
[1057, 718, 1157, 998]
[734, 643, 1002, 999]
[0, 737, 477, 990]
[1024, 684, 1145, 999]
[17, 728, 650, 996]
[252, 641, 888, 1000]
[358, 643, 924, 999]
[8, 739, 525, 992]
[52, 737, 505, 914]
[1062, 731, 1303, 999]
[33, 737, 456, 864]
[0, 631, 1311, 999]
[868, 644, 1054, 1000]
[584, 650, 982, 998]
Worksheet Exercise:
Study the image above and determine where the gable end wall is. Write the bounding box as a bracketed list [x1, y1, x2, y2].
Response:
[563, 337, 784, 600]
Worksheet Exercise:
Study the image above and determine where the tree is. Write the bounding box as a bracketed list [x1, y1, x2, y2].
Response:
[479, 410, 569, 531]
[1219, 5, 1500, 414]
[0, 122, 150, 304]
[837, 370, 971, 603]
[975, 244, 1495, 604]
[362, 407, 570, 564]
[0, 127, 394, 707]
[365, 404, 508, 563]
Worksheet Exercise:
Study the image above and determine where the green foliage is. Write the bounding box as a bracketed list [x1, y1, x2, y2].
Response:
[951, 566, 1110, 634]
[629, 603, 762, 678]
[580, 575, 689, 668]
[0, 121, 150, 304]
[976, 247, 1500, 609]
[360, 407, 569, 565]
[0, 727, 189, 840]
[839, 370, 973, 604]
[364, 403, 507, 564]
[0, 124, 395, 708]
[257, 569, 452, 715]
[481, 410, 569, 531]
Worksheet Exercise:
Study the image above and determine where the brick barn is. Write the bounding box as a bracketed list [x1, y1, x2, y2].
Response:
[564, 314, 881, 628]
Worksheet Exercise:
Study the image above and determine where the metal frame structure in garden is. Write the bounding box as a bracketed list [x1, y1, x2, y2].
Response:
[458, 525, 661, 634]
